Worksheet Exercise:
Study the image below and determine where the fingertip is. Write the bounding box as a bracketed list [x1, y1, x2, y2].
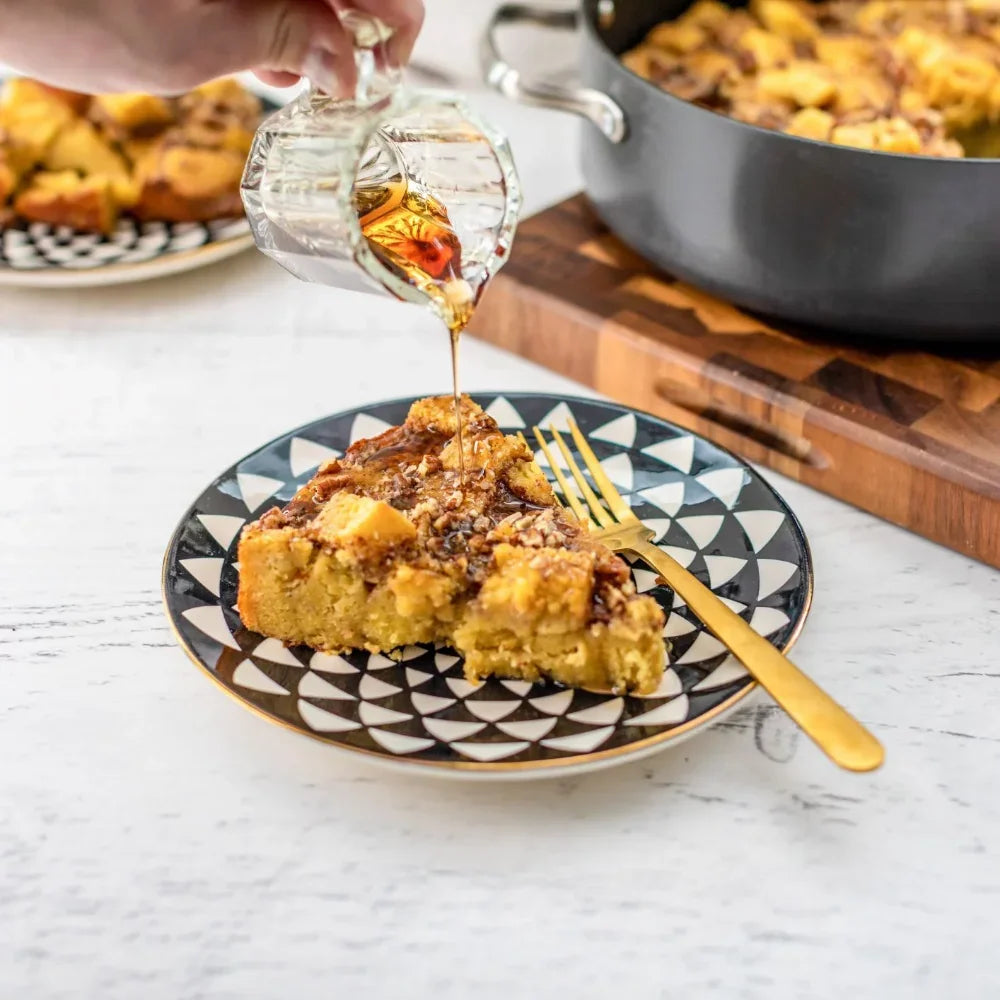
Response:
[396, 0, 425, 60]
[303, 46, 357, 97]
[253, 69, 303, 88]
[339, 56, 358, 97]
[347, 0, 424, 66]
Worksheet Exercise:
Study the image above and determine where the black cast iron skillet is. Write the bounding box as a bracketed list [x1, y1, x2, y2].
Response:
[483, 0, 1000, 340]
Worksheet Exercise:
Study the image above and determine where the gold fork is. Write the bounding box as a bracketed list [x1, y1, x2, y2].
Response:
[530, 421, 884, 773]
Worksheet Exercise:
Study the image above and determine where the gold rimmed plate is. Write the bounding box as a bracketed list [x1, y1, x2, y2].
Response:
[162, 392, 813, 779]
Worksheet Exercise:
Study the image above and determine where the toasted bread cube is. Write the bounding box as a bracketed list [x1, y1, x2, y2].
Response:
[15, 171, 118, 234]
[621, 48, 655, 78]
[504, 458, 556, 508]
[831, 117, 922, 154]
[853, 1, 898, 34]
[313, 494, 417, 553]
[925, 51, 996, 102]
[682, 0, 732, 30]
[736, 27, 794, 69]
[758, 61, 837, 107]
[1, 115, 61, 167]
[833, 73, 893, 115]
[473, 544, 595, 631]
[892, 26, 940, 63]
[0, 80, 71, 165]
[686, 48, 740, 83]
[899, 87, 933, 116]
[92, 93, 175, 134]
[186, 77, 257, 105]
[132, 142, 245, 221]
[180, 118, 256, 155]
[0, 131, 37, 193]
[872, 117, 924, 154]
[647, 21, 707, 54]
[1, 79, 76, 124]
[157, 145, 245, 198]
[123, 136, 161, 172]
[32, 83, 89, 115]
[785, 107, 835, 140]
[180, 77, 262, 126]
[44, 119, 136, 204]
[830, 122, 880, 150]
[814, 35, 878, 73]
[751, 0, 819, 42]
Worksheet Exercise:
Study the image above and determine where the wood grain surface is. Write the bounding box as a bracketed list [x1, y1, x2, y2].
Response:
[468, 195, 1000, 569]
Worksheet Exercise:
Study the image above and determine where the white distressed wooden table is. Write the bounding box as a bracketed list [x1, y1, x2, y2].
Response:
[2, 13, 1000, 998]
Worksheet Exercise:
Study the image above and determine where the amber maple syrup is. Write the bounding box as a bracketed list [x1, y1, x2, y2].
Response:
[356, 179, 478, 478]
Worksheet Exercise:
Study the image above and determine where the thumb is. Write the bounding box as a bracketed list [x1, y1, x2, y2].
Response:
[200, 0, 357, 96]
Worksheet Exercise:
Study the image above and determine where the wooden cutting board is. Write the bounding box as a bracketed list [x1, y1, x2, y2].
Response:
[467, 195, 1000, 570]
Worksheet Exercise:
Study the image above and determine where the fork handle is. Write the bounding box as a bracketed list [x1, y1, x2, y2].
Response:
[633, 540, 884, 772]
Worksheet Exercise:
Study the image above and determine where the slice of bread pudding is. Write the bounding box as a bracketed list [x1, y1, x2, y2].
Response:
[237, 396, 666, 694]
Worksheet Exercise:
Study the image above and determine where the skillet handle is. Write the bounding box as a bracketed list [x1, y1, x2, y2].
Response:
[480, 3, 627, 143]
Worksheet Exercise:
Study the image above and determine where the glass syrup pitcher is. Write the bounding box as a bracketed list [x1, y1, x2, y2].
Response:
[241, 10, 522, 336]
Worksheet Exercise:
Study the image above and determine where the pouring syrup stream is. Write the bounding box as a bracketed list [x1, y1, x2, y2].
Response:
[356, 179, 476, 480]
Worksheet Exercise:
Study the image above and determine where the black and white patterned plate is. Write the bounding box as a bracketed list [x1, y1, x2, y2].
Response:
[163, 393, 813, 778]
[0, 216, 252, 287]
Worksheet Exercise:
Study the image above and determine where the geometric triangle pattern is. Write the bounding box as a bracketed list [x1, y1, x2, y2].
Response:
[591, 412, 636, 447]
[405, 666, 433, 688]
[632, 568, 663, 594]
[196, 513, 245, 551]
[695, 467, 748, 510]
[164, 392, 812, 775]
[179, 556, 224, 598]
[703, 554, 748, 590]
[289, 437, 340, 477]
[675, 514, 724, 550]
[537, 400, 577, 433]
[350, 412, 393, 443]
[484, 395, 526, 429]
[692, 657, 749, 692]
[735, 509, 786, 554]
[638, 480, 685, 517]
[253, 637, 304, 667]
[641, 434, 694, 473]
[661, 545, 698, 570]
[298, 671, 355, 701]
[236, 472, 284, 513]
[600, 452, 634, 492]
[232, 659, 290, 695]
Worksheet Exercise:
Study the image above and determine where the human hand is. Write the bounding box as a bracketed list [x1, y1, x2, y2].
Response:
[0, 0, 424, 96]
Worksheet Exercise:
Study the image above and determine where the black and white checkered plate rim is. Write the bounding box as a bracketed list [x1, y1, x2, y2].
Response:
[0, 216, 251, 286]
[162, 392, 813, 778]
